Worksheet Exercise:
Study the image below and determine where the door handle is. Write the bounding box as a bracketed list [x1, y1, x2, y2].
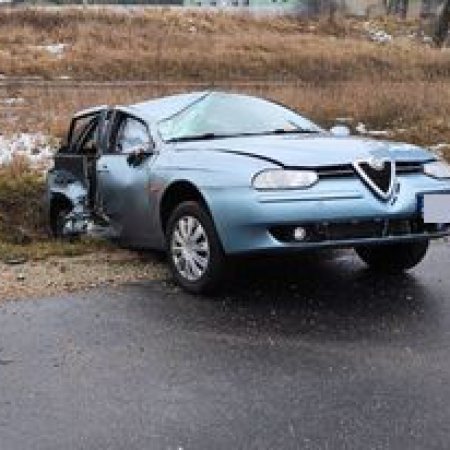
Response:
[97, 166, 109, 173]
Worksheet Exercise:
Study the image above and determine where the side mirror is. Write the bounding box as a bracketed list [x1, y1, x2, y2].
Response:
[126, 145, 154, 167]
[330, 125, 351, 137]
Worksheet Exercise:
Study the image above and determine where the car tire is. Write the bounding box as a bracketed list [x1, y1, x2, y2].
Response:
[166, 201, 226, 294]
[355, 240, 429, 273]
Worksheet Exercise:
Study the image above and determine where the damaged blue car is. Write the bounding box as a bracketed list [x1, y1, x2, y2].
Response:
[46, 91, 450, 293]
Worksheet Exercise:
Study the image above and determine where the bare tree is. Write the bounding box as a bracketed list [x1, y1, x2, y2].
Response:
[434, 0, 450, 46]
[387, 0, 410, 18]
[421, 0, 442, 17]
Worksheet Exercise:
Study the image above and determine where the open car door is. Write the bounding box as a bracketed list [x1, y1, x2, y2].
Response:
[54, 106, 108, 209]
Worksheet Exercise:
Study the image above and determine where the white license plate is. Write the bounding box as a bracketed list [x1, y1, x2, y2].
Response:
[422, 193, 450, 224]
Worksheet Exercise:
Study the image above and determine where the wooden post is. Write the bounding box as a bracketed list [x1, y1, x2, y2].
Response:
[434, 0, 450, 46]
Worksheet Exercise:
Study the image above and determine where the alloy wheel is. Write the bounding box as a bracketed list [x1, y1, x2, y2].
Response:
[170, 215, 210, 281]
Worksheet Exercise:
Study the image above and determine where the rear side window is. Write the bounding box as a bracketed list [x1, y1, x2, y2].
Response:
[76, 118, 100, 156]
[61, 110, 104, 154]
[71, 116, 96, 147]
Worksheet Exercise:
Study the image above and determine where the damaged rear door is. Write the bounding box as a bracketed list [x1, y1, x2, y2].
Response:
[49, 106, 108, 235]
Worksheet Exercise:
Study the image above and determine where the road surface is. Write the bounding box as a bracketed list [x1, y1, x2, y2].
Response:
[1, 242, 450, 449]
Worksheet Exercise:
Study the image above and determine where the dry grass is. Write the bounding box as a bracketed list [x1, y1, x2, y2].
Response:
[0, 7, 448, 144]
[2, 80, 449, 146]
[0, 237, 113, 261]
[0, 161, 46, 242]
[0, 8, 448, 83]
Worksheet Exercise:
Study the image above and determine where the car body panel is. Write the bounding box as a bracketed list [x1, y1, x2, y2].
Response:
[96, 153, 157, 245]
[172, 135, 434, 168]
[202, 176, 450, 253]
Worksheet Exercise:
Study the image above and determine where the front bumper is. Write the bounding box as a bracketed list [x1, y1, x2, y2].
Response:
[204, 174, 450, 254]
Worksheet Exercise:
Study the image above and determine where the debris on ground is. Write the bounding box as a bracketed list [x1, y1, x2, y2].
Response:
[0, 249, 168, 302]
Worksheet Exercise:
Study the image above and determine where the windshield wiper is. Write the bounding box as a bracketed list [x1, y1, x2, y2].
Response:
[265, 128, 319, 135]
[166, 129, 320, 143]
[166, 133, 224, 143]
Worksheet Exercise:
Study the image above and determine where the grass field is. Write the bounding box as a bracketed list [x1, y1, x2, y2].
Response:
[0, 8, 448, 143]
[0, 7, 449, 251]
[0, 8, 448, 82]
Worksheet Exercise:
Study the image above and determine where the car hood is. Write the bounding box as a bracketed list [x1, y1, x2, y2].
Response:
[175, 134, 434, 168]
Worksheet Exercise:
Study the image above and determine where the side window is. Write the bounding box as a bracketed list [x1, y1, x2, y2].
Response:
[70, 116, 94, 148]
[77, 118, 99, 155]
[116, 117, 151, 154]
[63, 113, 101, 155]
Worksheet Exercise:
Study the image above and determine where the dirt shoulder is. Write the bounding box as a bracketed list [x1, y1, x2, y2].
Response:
[0, 248, 168, 302]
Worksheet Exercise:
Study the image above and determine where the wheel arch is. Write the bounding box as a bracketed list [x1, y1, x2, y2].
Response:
[159, 180, 213, 235]
[49, 193, 74, 235]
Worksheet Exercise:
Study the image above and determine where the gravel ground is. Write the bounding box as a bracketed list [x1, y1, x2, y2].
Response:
[0, 249, 168, 302]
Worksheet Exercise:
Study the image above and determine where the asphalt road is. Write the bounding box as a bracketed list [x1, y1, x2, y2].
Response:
[1, 241, 450, 450]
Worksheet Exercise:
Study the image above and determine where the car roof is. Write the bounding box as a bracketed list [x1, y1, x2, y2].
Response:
[129, 91, 209, 122]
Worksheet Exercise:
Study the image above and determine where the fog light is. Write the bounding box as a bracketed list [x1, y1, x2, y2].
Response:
[293, 227, 307, 241]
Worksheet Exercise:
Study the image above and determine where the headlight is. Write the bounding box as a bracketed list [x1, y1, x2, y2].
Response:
[423, 160, 450, 179]
[252, 169, 318, 190]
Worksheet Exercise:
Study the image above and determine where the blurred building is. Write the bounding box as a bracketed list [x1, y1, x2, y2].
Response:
[182, 0, 441, 16]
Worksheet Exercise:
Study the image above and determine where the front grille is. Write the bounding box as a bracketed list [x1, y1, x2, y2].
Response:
[317, 165, 355, 179]
[270, 219, 446, 244]
[355, 160, 394, 196]
[316, 162, 423, 180]
[396, 162, 423, 174]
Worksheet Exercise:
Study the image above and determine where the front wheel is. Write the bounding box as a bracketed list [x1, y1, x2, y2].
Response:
[166, 201, 226, 294]
[355, 240, 429, 273]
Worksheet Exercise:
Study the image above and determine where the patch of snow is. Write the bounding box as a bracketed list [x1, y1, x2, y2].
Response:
[1, 97, 25, 106]
[429, 143, 450, 151]
[367, 130, 390, 137]
[58, 75, 72, 80]
[368, 29, 393, 44]
[36, 43, 68, 58]
[0, 133, 56, 171]
[355, 122, 367, 134]
[335, 117, 354, 123]
[429, 143, 450, 157]
[355, 122, 392, 137]
[363, 22, 393, 44]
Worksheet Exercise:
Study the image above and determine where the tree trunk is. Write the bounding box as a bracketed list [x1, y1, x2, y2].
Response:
[421, 0, 435, 17]
[383, 0, 393, 14]
[399, 0, 409, 18]
[387, 0, 409, 18]
[434, 0, 450, 47]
